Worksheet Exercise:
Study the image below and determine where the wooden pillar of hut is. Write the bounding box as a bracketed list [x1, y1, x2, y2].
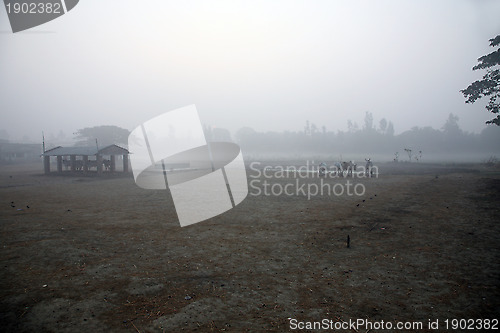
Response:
[82, 155, 88, 173]
[70, 155, 76, 172]
[123, 154, 129, 172]
[56, 156, 62, 172]
[44, 155, 50, 174]
[110, 155, 116, 172]
[97, 154, 103, 174]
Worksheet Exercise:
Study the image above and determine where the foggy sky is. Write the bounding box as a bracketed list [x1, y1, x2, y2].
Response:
[1, 0, 499, 143]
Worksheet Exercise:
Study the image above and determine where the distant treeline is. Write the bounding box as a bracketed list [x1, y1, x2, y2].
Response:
[230, 113, 500, 158]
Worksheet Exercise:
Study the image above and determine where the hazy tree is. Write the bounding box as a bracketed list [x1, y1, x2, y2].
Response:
[379, 118, 388, 133]
[48, 132, 56, 142]
[398, 126, 443, 153]
[479, 125, 500, 151]
[235, 127, 256, 142]
[347, 120, 359, 133]
[461, 35, 500, 125]
[310, 123, 318, 135]
[363, 111, 374, 131]
[74, 125, 129, 147]
[442, 113, 462, 136]
[0, 129, 9, 142]
[56, 130, 66, 142]
[211, 128, 232, 142]
[304, 120, 310, 136]
[386, 121, 395, 136]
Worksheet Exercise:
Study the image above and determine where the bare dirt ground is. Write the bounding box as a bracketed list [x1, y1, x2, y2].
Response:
[0, 161, 499, 332]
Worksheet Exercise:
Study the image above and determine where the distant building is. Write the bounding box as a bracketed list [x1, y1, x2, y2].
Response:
[0, 142, 42, 163]
[41, 144, 129, 174]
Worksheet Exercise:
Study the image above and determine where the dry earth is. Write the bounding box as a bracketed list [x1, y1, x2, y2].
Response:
[0, 161, 499, 332]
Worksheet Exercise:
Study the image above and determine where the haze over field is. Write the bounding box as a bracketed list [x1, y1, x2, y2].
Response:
[1, 3, 500, 329]
[0, 0, 499, 142]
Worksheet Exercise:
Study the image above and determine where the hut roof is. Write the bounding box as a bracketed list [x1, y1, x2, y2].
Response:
[42, 144, 129, 156]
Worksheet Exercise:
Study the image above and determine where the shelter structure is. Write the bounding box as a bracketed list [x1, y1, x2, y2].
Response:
[42, 144, 129, 174]
[0, 142, 41, 162]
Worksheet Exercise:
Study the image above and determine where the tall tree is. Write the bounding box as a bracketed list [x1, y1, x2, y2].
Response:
[304, 120, 311, 136]
[347, 120, 358, 133]
[363, 111, 374, 131]
[442, 113, 462, 136]
[379, 118, 388, 133]
[461, 35, 500, 125]
[74, 125, 130, 147]
[386, 121, 395, 136]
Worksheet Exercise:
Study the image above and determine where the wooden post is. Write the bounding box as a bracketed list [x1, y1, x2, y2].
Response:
[70, 155, 76, 172]
[83, 155, 88, 173]
[110, 155, 116, 172]
[97, 154, 103, 174]
[44, 155, 50, 174]
[57, 156, 62, 172]
[123, 154, 129, 172]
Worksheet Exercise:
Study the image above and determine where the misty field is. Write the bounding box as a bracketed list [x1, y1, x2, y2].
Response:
[0, 161, 499, 332]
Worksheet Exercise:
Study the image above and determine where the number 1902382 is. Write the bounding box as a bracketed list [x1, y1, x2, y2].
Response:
[6, 2, 62, 14]
[444, 319, 498, 330]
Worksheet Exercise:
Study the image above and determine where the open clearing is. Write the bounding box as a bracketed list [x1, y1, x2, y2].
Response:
[1, 161, 499, 332]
